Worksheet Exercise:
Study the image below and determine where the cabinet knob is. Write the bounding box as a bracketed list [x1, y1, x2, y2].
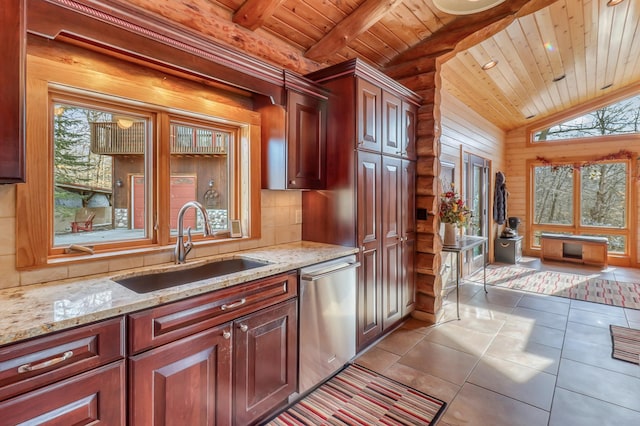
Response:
[239, 324, 249, 332]
[289, 180, 296, 185]
[222, 330, 231, 339]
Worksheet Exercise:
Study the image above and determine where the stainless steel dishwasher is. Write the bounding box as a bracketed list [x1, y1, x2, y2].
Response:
[298, 255, 359, 395]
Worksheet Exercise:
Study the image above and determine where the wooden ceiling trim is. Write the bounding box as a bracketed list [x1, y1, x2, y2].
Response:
[232, 0, 286, 31]
[304, 0, 405, 62]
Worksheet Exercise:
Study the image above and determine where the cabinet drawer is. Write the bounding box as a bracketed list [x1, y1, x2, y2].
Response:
[0, 316, 124, 402]
[0, 361, 125, 425]
[128, 272, 297, 354]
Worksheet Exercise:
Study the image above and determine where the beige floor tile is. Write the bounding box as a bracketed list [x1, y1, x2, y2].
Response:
[629, 321, 640, 329]
[398, 340, 479, 386]
[509, 306, 568, 330]
[423, 322, 495, 356]
[440, 383, 549, 426]
[439, 315, 505, 335]
[400, 317, 435, 334]
[561, 337, 640, 378]
[517, 294, 571, 315]
[467, 355, 556, 410]
[568, 308, 628, 329]
[557, 358, 640, 411]
[564, 321, 613, 346]
[570, 299, 627, 317]
[499, 318, 565, 349]
[375, 328, 425, 355]
[382, 363, 460, 403]
[549, 388, 640, 426]
[354, 347, 399, 374]
[485, 334, 561, 374]
[468, 286, 524, 308]
[624, 308, 640, 323]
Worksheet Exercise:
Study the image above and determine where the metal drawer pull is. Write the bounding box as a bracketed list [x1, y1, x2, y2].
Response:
[222, 330, 231, 339]
[500, 243, 510, 247]
[220, 298, 246, 311]
[18, 351, 74, 373]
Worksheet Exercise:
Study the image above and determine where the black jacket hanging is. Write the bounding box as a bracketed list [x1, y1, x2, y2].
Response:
[494, 171, 507, 225]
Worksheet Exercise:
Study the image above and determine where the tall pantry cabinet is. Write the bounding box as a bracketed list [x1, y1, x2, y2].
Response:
[303, 59, 420, 351]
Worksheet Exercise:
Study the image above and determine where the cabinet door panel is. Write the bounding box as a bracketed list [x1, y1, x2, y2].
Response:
[234, 299, 297, 426]
[0, 361, 125, 425]
[356, 152, 382, 350]
[287, 90, 326, 189]
[129, 324, 232, 426]
[402, 102, 417, 160]
[402, 160, 416, 315]
[382, 92, 402, 156]
[356, 78, 381, 152]
[382, 156, 402, 329]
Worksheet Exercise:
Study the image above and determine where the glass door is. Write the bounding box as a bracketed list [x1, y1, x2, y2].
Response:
[463, 153, 489, 274]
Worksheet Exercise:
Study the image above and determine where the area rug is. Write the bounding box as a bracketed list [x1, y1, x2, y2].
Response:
[467, 265, 640, 309]
[610, 325, 640, 365]
[263, 363, 446, 425]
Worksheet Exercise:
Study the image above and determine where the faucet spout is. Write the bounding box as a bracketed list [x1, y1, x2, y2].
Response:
[175, 201, 212, 264]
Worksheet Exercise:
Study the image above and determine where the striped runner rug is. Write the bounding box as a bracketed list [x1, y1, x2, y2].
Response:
[467, 265, 640, 309]
[610, 325, 640, 365]
[263, 363, 446, 425]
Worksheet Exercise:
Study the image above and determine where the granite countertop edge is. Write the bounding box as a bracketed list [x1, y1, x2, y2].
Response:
[0, 241, 358, 347]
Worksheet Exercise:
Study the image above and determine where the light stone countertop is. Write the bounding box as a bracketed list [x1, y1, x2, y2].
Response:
[0, 241, 358, 347]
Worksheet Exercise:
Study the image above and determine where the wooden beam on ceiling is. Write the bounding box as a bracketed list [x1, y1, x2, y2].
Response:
[233, 0, 285, 31]
[385, 0, 557, 77]
[305, 0, 405, 63]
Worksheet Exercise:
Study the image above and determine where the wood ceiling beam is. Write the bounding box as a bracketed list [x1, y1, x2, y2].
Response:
[232, 0, 285, 31]
[305, 0, 404, 63]
[385, 0, 557, 77]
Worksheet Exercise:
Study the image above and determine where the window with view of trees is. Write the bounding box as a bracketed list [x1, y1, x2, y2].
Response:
[532, 94, 640, 142]
[532, 161, 629, 254]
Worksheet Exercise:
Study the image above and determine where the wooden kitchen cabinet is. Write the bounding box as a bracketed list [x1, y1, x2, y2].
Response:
[261, 71, 327, 190]
[0, 317, 126, 423]
[129, 323, 233, 425]
[234, 298, 298, 426]
[128, 271, 298, 425]
[0, 0, 26, 183]
[304, 59, 420, 352]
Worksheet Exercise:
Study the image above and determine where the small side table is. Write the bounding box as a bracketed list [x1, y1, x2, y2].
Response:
[442, 236, 488, 320]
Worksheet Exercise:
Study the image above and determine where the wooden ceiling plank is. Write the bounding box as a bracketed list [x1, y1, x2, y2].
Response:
[595, 0, 616, 92]
[546, 1, 575, 111]
[401, 0, 449, 33]
[349, 35, 397, 65]
[380, 6, 433, 47]
[609, 0, 639, 91]
[564, 0, 588, 105]
[264, 16, 317, 51]
[602, 0, 627, 90]
[619, 8, 640, 86]
[497, 23, 553, 116]
[582, 0, 599, 100]
[305, 0, 405, 62]
[232, 0, 286, 30]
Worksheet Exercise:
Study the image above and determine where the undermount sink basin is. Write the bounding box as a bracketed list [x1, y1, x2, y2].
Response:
[115, 258, 269, 294]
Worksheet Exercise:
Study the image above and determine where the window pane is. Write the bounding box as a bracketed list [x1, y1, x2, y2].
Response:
[580, 162, 626, 228]
[533, 165, 573, 225]
[53, 104, 147, 247]
[532, 94, 640, 141]
[169, 121, 231, 235]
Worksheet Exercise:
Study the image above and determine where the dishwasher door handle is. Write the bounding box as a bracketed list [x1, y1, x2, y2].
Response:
[301, 262, 360, 282]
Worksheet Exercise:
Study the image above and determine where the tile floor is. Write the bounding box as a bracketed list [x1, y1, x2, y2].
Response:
[355, 258, 640, 426]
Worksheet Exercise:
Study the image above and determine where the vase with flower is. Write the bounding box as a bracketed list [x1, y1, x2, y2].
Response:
[439, 185, 471, 246]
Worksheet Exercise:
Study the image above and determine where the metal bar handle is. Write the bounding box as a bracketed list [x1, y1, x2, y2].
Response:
[18, 351, 74, 373]
[301, 262, 360, 282]
[220, 298, 247, 311]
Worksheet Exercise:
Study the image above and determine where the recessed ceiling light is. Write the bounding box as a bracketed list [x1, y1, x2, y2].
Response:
[481, 59, 498, 70]
[601, 83, 613, 90]
[607, 0, 625, 7]
[432, 0, 506, 15]
[552, 75, 566, 82]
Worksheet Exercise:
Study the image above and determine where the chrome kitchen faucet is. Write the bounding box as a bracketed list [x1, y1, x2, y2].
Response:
[175, 201, 212, 264]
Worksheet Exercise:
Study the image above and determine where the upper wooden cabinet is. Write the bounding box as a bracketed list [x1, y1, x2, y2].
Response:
[261, 71, 328, 190]
[0, 0, 25, 183]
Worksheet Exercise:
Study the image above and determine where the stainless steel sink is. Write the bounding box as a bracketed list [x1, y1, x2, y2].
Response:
[115, 258, 269, 293]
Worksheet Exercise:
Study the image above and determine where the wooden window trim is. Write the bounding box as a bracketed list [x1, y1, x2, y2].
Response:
[17, 37, 261, 270]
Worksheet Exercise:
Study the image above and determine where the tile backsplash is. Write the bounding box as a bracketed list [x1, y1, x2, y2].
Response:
[0, 187, 302, 289]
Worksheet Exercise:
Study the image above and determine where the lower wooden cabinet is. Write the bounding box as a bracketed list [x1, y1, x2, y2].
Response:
[0, 361, 125, 425]
[129, 323, 233, 425]
[234, 298, 298, 425]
